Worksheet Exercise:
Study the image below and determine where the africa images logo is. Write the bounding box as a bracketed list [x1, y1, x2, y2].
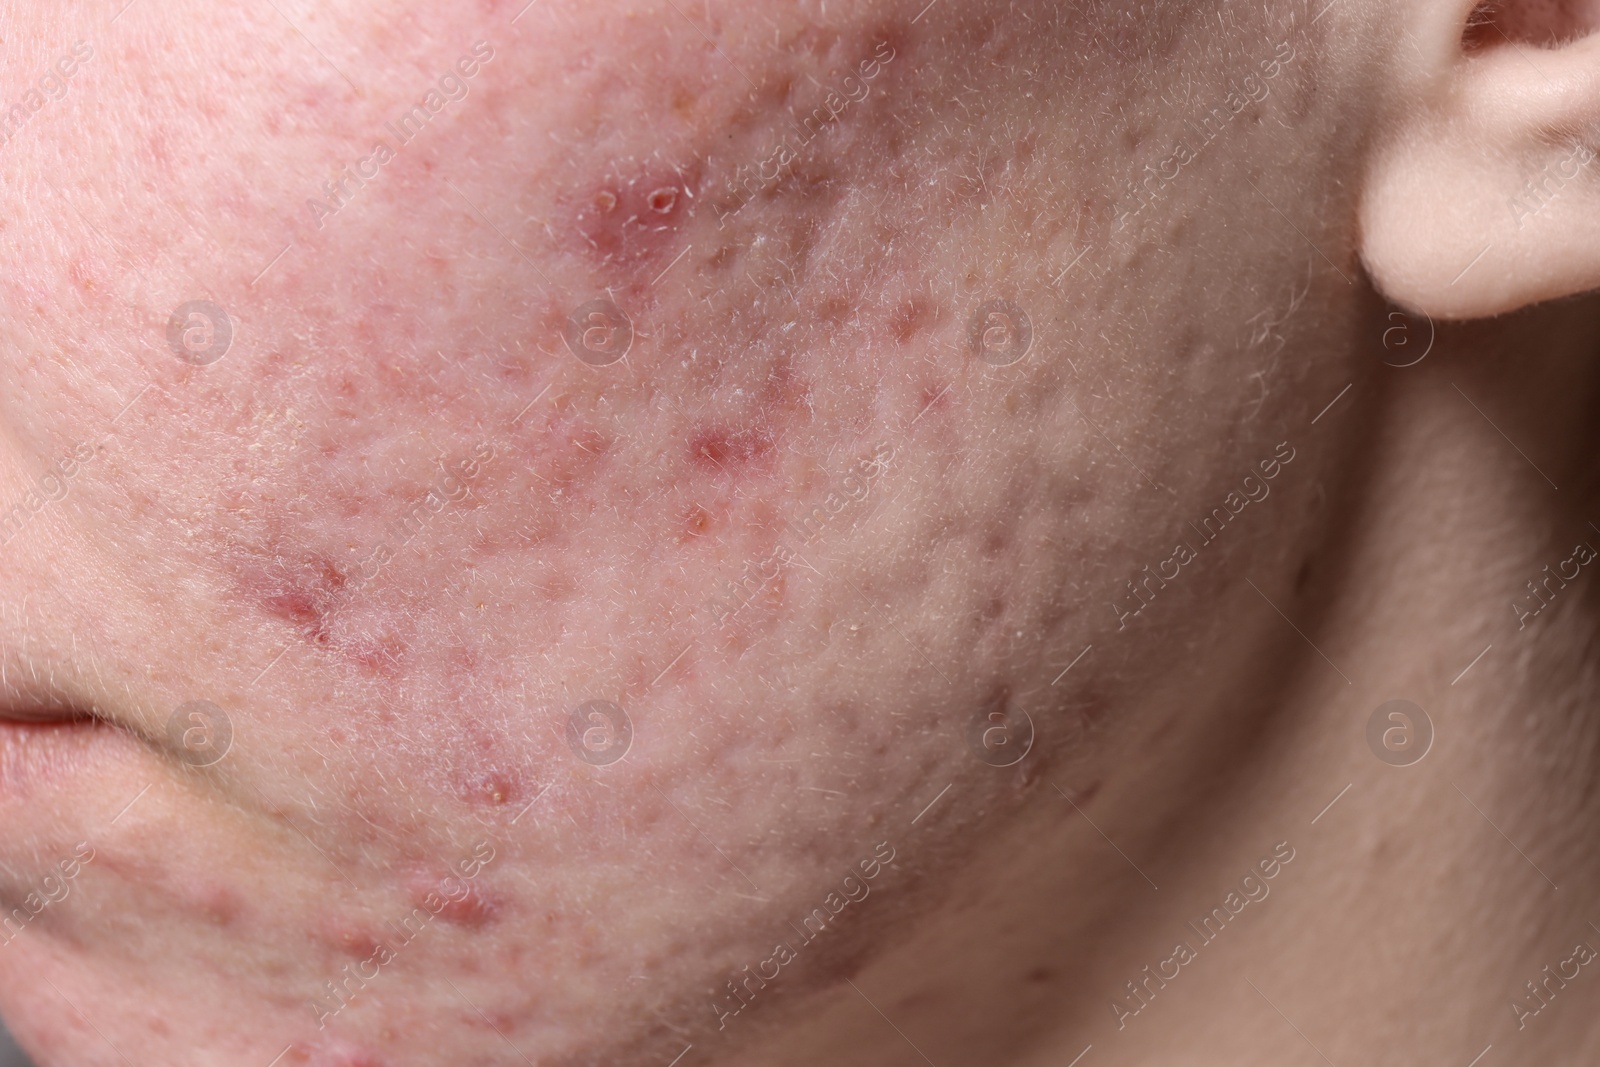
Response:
[710, 842, 897, 1030]
[305, 41, 495, 229]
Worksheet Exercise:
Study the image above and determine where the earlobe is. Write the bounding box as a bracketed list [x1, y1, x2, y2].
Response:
[1359, 0, 1600, 318]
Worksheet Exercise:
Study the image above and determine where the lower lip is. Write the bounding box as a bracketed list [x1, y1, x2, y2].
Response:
[0, 718, 120, 791]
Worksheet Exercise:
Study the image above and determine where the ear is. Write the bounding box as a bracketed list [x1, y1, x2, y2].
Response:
[1360, 0, 1600, 318]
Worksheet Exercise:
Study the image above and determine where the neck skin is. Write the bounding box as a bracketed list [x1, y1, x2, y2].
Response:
[714, 296, 1600, 1067]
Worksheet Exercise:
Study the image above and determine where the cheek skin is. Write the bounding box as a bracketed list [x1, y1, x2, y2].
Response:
[155, 7, 932, 718]
[24, 9, 1050, 1053]
[0, 0, 1322, 1064]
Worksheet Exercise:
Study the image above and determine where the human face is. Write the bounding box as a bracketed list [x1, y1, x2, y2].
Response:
[0, 1, 1377, 1064]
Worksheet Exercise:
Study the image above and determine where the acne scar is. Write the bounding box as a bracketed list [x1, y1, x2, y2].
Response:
[681, 502, 715, 539]
[230, 547, 349, 647]
[282, 1039, 391, 1067]
[230, 544, 419, 676]
[318, 921, 388, 962]
[888, 296, 940, 345]
[405, 870, 497, 929]
[916, 382, 953, 417]
[523, 420, 613, 489]
[689, 427, 775, 472]
[187, 883, 246, 929]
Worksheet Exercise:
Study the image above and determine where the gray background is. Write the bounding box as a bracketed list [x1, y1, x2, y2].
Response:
[0, 1020, 32, 1067]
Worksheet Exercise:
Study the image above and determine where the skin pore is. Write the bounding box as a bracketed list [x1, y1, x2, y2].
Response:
[1, 0, 1600, 1065]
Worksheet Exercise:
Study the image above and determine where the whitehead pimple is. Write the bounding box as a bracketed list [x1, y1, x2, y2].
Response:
[564, 164, 701, 284]
[647, 186, 680, 215]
